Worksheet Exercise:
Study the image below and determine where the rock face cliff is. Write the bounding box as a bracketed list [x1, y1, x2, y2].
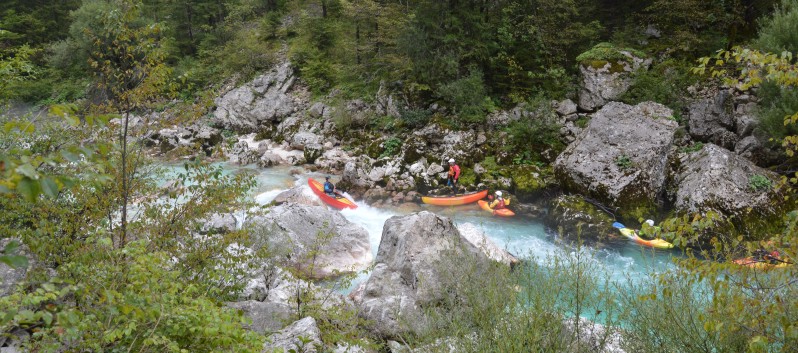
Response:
[554, 101, 679, 218]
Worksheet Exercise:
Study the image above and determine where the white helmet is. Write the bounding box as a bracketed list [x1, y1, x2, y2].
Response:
[495, 191, 502, 197]
[449, 158, 455, 163]
[645, 219, 655, 227]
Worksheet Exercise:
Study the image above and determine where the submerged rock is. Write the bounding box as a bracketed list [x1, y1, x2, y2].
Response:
[546, 194, 615, 242]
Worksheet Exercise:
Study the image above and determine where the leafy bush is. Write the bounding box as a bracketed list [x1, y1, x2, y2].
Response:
[502, 98, 564, 164]
[438, 69, 489, 125]
[380, 137, 402, 158]
[753, 0, 798, 54]
[576, 42, 646, 64]
[754, 82, 798, 148]
[748, 174, 772, 191]
[621, 59, 699, 113]
[399, 107, 432, 128]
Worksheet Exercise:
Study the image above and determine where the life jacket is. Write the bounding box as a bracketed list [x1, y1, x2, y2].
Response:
[324, 181, 334, 194]
[496, 198, 505, 209]
[448, 164, 461, 179]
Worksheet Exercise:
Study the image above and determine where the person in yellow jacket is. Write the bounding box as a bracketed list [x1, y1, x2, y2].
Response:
[488, 191, 507, 210]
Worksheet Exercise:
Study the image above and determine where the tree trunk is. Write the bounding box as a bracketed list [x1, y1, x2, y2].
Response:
[120, 102, 130, 248]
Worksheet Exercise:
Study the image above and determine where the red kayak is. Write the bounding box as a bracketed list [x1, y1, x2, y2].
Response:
[308, 178, 357, 210]
[421, 190, 488, 206]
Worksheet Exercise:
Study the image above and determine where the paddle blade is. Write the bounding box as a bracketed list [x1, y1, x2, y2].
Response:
[612, 222, 626, 229]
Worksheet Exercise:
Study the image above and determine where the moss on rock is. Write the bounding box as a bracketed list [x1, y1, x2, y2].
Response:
[546, 194, 616, 243]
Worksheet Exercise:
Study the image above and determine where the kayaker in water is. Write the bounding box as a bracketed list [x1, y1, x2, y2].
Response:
[447, 158, 460, 192]
[488, 191, 506, 210]
[753, 248, 781, 264]
[637, 219, 662, 239]
[323, 176, 342, 197]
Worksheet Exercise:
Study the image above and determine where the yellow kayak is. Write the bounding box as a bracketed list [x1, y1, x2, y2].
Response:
[612, 222, 674, 249]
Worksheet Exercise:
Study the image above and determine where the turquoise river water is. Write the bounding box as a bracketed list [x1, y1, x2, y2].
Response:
[161, 162, 680, 296]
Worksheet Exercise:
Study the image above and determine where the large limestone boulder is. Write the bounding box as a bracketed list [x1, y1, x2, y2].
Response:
[213, 62, 300, 132]
[263, 317, 322, 353]
[554, 102, 678, 219]
[578, 50, 650, 111]
[355, 211, 499, 339]
[246, 204, 372, 279]
[669, 144, 783, 233]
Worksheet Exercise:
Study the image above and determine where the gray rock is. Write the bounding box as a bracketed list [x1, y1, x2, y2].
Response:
[263, 317, 322, 353]
[426, 163, 444, 176]
[228, 140, 261, 165]
[246, 204, 372, 280]
[687, 90, 738, 149]
[735, 114, 757, 137]
[578, 52, 650, 111]
[304, 143, 324, 164]
[308, 102, 327, 118]
[355, 211, 495, 339]
[214, 62, 299, 132]
[670, 144, 782, 222]
[546, 194, 615, 241]
[0, 239, 29, 297]
[291, 131, 322, 150]
[259, 152, 284, 167]
[200, 213, 237, 234]
[457, 223, 519, 267]
[272, 186, 324, 207]
[556, 99, 578, 116]
[226, 300, 292, 334]
[554, 102, 678, 209]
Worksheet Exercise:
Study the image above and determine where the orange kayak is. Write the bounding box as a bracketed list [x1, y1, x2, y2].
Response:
[421, 190, 488, 206]
[733, 257, 791, 269]
[308, 178, 357, 210]
[477, 200, 515, 217]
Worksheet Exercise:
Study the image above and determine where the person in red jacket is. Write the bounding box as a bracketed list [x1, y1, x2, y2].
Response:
[446, 158, 460, 192]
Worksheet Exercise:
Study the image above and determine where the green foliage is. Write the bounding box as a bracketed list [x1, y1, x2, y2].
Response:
[621, 59, 699, 112]
[0, 241, 265, 352]
[749, 174, 773, 192]
[379, 137, 402, 159]
[576, 42, 645, 64]
[398, 107, 432, 128]
[502, 99, 564, 164]
[754, 82, 798, 148]
[754, 0, 798, 54]
[615, 155, 633, 170]
[680, 142, 705, 153]
[437, 69, 490, 125]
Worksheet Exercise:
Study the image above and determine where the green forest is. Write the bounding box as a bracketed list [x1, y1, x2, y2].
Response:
[2, 0, 798, 352]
